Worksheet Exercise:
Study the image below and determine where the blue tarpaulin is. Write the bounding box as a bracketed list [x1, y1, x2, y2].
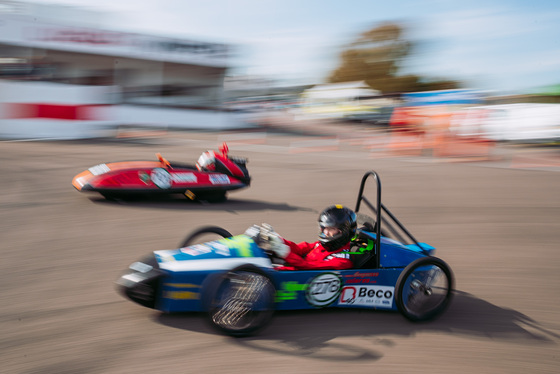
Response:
[403, 89, 483, 106]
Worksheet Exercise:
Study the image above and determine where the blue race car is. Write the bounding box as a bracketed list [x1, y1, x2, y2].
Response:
[116, 171, 454, 336]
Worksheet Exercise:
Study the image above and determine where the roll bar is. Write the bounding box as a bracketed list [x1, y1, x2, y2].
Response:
[354, 171, 426, 268]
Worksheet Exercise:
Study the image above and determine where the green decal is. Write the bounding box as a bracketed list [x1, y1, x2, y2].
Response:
[276, 281, 308, 301]
[222, 236, 254, 257]
[347, 239, 375, 255]
[138, 171, 150, 184]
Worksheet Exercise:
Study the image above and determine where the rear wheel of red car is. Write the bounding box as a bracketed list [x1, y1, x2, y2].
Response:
[395, 256, 453, 322]
[195, 191, 227, 203]
[101, 192, 146, 201]
[207, 266, 275, 337]
[179, 226, 232, 248]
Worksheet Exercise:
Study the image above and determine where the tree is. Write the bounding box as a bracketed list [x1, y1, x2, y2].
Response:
[328, 22, 461, 93]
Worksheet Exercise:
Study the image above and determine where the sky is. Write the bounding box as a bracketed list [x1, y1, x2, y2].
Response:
[26, 0, 560, 94]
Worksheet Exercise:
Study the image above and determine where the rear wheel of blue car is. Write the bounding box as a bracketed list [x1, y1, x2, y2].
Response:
[179, 226, 232, 248]
[207, 266, 275, 337]
[395, 257, 454, 322]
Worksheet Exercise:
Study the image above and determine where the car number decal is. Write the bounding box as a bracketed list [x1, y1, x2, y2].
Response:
[151, 168, 172, 189]
[305, 272, 342, 307]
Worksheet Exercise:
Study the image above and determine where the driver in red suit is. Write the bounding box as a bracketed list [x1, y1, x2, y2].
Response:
[248, 205, 357, 270]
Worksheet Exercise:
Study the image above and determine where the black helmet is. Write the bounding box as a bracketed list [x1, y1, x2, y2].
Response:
[318, 205, 357, 251]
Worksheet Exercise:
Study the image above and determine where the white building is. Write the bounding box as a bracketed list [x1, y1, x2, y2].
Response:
[0, 1, 250, 139]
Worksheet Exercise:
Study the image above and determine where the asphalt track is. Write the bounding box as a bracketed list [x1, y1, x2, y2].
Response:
[2, 120, 560, 373]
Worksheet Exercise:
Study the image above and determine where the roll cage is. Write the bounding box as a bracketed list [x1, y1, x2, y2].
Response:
[354, 170, 428, 268]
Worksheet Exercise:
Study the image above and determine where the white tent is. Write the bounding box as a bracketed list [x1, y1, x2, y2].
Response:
[301, 81, 380, 101]
[298, 81, 382, 119]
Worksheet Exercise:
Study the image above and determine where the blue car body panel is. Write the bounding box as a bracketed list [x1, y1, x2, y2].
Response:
[152, 234, 434, 313]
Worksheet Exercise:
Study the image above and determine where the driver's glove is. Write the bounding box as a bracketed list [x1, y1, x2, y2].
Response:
[244, 224, 261, 239]
[256, 223, 290, 258]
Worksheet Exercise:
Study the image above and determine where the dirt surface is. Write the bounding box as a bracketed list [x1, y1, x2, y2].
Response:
[2, 120, 560, 373]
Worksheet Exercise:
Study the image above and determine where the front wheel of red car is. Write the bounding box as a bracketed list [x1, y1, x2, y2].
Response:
[395, 256, 454, 322]
[207, 266, 276, 337]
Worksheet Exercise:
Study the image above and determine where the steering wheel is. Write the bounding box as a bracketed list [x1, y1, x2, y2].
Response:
[249, 228, 285, 265]
[244, 225, 282, 263]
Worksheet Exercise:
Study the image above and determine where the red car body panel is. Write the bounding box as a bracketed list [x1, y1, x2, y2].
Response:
[72, 143, 250, 200]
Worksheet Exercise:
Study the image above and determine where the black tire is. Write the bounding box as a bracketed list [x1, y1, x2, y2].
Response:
[101, 192, 123, 201]
[206, 266, 275, 337]
[195, 191, 227, 203]
[179, 226, 232, 248]
[101, 192, 145, 202]
[395, 256, 454, 322]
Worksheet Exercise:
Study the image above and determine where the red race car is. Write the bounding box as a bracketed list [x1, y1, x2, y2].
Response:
[72, 143, 250, 202]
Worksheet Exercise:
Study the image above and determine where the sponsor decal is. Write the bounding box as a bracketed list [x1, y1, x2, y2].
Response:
[305, 272, 343, 307]
[276, 281, 307, 302]
[209, 174, 230, 184]
[325, 251, 350, 260]
[151, 168, 172, 189]
[212, 242, 232, 257]
[344, 271, 380, 278]
[339, 285, 394, 308]
[180, 244, 212, 256]
[345, 278, 376, 284]
[163, 283, 201, 288]
[162, 282, 201, 300]
[343, 272, 379, 284]
[163, 291, 200, 300]
[171, 172, 197, 183]
[88, 163, 110, 175]
[180, 236, 251, 257]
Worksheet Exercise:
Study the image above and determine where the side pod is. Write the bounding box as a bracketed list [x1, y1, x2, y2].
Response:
[116, 254, 164, 309]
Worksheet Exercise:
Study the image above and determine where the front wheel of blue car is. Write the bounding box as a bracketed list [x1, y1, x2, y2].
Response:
[395, 256, 454, 322]
[207, 266, 276, 337]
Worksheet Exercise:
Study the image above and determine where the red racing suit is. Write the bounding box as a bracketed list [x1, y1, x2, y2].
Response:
[275, 239, 353, 270]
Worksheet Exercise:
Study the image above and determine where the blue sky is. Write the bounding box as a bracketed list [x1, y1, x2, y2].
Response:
[30, 0, 560, 94]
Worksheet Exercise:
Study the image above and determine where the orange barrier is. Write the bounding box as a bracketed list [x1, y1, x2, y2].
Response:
[387, 107, 428, 156]
[387, 130, 425, 156]
[433, 134, 495, 160]
[387, 106, 495, 160]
